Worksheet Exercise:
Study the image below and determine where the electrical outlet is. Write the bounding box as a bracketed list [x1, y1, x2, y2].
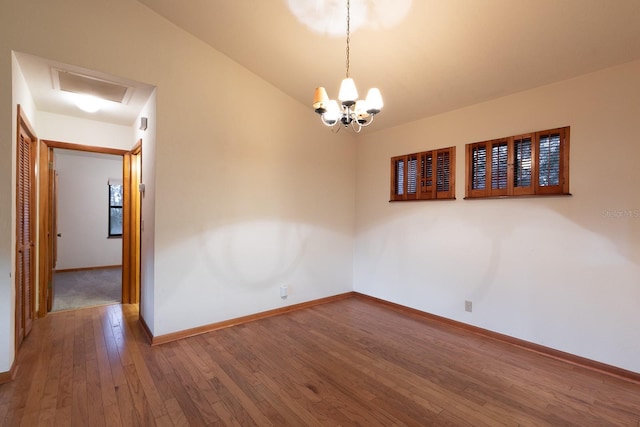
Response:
[280, 285, 288, 299]
[465, 300, 472, 312]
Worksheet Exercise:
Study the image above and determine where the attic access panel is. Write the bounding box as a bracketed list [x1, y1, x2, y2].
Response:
[56, 70, 131, 104]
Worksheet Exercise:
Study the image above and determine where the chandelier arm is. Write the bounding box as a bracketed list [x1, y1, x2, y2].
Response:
[319, 114, 343, 133]
[360, 113, 377, 127]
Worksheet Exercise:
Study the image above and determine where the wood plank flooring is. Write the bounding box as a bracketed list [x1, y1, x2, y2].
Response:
[1, 297, 639, 426]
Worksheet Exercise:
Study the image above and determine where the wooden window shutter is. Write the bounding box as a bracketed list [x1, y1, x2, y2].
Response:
[435, 147, 455, 199]
[392, 147, 455, 201]
[390, 156, 406, 201]
[406, 154, 418, 200]
[466, 126, 569, 198]
[466, 143, 487, 198]
[418, 151, 434, 199]
[488, 139, 509, 197]
[536, 127, 568, 194]
[513, 134, 534, 196]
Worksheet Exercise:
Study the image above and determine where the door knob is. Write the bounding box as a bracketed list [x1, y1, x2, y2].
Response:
[57, 233, 62, 237]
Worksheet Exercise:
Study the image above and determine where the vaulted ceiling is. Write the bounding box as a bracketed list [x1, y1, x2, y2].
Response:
[137, 0, 640, 131]
[15, 1, 640, 131]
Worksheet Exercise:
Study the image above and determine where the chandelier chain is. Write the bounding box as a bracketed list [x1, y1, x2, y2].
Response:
[345, 0, 350, 78]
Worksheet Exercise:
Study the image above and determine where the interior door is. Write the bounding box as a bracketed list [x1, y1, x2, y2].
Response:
[16, 107, 36, 348]
[38, 144, 57, 315]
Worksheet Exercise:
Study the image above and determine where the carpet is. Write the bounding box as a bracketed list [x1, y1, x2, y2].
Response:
[52, 267, 121, 312]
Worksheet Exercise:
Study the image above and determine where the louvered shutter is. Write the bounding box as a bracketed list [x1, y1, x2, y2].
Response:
[536, 128, 566, 194]
[489, 141, 509, 196]
[435, 148, 455, 199]
[17, 129, 34, 342]
[392, 147, 455, 201]
[467, 143, 487, 197]
[390, 157, 405, 200]
[513, 134, 534, 195]
[419, 152, 434, 199]
[406, 155, 418, 199]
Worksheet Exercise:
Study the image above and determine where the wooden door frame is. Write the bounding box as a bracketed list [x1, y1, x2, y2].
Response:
[15, 105, 37, 351]
[37, 140, 133, 313]
[122, 140, 142, 304]
[37, 142, 52, 317]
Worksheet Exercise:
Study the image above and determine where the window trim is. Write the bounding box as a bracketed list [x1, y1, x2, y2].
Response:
[465, 127, 570, 199]
[390, 146, 456, 202]
[108, 182, 123, 238]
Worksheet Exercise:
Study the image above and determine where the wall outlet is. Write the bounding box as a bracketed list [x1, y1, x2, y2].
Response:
[465, 300, 472, 312]
[280, 285, 288, 299]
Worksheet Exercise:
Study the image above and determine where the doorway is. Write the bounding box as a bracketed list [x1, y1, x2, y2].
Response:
[38, 140, 140, 314]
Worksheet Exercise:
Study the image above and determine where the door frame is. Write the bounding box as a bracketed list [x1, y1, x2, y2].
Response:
[122, 139, 142, 304]
[37, 141, 53, 317]
[37, 139, 139, 313]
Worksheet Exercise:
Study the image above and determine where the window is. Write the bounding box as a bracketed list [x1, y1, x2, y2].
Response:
[390, 147, 455, 201]
[465, 127, 569, 198]
[108, 181, 123, 237]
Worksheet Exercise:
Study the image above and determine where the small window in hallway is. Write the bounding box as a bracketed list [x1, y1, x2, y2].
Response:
[108, 180, 123, 237]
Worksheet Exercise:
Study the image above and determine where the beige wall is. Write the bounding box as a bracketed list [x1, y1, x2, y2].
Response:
[54, 150, 123, 270]
[0, 0, 355, 372]
[133, 91, 157, 330]
[355, 60, 640, 373]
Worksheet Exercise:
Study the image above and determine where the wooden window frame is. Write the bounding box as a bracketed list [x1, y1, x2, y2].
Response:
[465, 127, 570, 199]
[390, 146, 456, 201]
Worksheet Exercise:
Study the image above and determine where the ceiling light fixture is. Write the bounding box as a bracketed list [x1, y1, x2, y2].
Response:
[74, 94, 104, 113]
[312, 0, 383, 133]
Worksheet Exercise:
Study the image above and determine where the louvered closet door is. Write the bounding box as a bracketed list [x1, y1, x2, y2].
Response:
[17, 128, 34, 346]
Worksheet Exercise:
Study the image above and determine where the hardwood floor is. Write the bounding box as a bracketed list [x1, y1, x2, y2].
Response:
[1, 297, 639, 426]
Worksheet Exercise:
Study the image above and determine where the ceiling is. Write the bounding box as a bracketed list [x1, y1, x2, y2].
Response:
[14, 52, 155, 127]
[137, 0, 640, 132]
[14, 1, 640, 132]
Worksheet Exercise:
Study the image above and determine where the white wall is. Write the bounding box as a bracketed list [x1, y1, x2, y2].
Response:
[37, 112, 133, 149]
[133, 90, 157, 329]
[355, 60, 640, 373]
[54, 149, 123, 270]
[0, 53, 38, 372]
[0, 0, 355, 373]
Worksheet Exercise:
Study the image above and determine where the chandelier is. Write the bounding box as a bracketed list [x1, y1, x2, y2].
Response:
[312, 0, 383, 133]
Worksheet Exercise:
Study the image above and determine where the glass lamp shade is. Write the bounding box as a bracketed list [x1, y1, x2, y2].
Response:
[354, 100, 370, 120]
[75, 94, 103, 113]
[338, 78, 358, 104]
[365, 88, 383, 113]
[323, 100, 341, 124]
[313, 87, 329, 111]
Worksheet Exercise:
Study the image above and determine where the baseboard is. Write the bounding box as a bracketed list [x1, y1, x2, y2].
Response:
[55, 265, 121, 273]
[354, 292, 640, 384]
[0, 359, 18, 385]
[138, 313, 154, 344]
[150, 292, 356, 346]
